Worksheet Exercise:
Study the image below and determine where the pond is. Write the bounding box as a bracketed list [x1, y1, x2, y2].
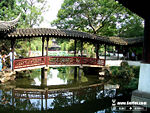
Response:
[0, 67, 138, 113]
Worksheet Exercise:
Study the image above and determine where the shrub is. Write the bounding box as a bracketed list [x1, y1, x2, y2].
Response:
[111, 66, 135, 80]
[110, 64, 140, 90]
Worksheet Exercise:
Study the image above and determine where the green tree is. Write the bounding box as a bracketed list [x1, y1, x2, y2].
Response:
[17, 0, 48, 28]
[0, 0, 19, 20]
[52, 0, 130, 36]
[16, 0, 48, 57]
[0, 0, 48, 57]
[118, 15, 144, 37]
[52, 0, 144, 57]
[0, 0, 48, 27]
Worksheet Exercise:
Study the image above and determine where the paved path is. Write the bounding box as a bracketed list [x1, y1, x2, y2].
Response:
[106, 60, 141, 66]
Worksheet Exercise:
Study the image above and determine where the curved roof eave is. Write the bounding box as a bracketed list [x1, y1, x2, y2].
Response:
[0, 13, 21, 32]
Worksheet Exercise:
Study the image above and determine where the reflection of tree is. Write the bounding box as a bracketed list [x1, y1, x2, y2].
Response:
[15, 78, 35, 87]
[28, 69, 41, 80]
[51, 93, 73, 108]
[15, 99, 34, 110]
[0, 89, 42, 111]
[15, 69, 41, 87]
[0, 69, 136, 113]
[50, 86, 99, 107]
[57, 67, 88, 84]
[0, 89, 12, 105]
[49, 86, 113, 113]
[57, 67, 74, 83]
[0, 82, 133, 113]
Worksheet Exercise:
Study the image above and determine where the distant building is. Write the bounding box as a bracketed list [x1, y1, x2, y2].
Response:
[46, 39, 60, 51]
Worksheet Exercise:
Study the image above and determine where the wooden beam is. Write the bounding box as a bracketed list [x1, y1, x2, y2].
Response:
[104, 44, 107, 61]
[96, 44, 99, 59]
[143, 19, 150, 63]
[117, 46, 119, 60]
[46, 37, 49, 66]
[74, 67, 77, 81]
[81, 40, 83, 65]
[42, 37, 45, 56]
[28, 38, 31, 57]
[41, 37, 45, 80]
[74, 39, 77, 57]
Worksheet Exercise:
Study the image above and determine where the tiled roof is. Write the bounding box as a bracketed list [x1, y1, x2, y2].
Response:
[6, 28, 143, 46]
[124, 37, 143, 45]
[7, 28, 94, 39]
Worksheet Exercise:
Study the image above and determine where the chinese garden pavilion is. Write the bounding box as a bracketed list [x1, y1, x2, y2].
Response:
[0, 14, 143, 72]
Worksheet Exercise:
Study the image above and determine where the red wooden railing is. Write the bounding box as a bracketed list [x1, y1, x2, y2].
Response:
[14, 56, 46, 69]
[14, 56, 105, 69]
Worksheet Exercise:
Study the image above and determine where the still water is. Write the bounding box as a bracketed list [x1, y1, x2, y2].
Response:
[0, 67, 133, 113]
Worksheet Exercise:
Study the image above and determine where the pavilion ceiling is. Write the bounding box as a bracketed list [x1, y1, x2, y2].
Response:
[6, 28, 143, 46]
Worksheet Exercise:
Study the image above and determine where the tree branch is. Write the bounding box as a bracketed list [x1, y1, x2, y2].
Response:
[87, 14, 97, 34]
[95, 11, 113, 33]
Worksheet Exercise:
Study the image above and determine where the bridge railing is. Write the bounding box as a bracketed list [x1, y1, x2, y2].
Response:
[47, 56, 105, 66]
[14, 56, 46, 69]
[14, 56, 105, 69]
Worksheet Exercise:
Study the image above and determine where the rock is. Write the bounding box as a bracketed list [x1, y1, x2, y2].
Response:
[0, 71, 16, 83]
[1, 77, 7, 83]
[10, 76, 16, 81]
[100, 67, 112, 77]
[99, 72, 105, 76]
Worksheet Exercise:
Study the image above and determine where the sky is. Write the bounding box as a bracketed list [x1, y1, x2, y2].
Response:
[39, 0, 64, 28]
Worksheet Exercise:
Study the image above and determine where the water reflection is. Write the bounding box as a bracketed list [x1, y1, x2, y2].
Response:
[0, 83, 121, 112]
[29, 67, 89, 87]
[33, 68, 67, 86]
[0, 67, 133, 113]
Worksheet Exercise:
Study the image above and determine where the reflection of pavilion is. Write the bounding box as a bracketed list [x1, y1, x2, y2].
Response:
[12, 83, 119, 99]
[10, 83, 119, 111]
[0, 83, 119, 112]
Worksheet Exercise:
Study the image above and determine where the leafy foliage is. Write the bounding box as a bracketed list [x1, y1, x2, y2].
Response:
[0, 0, 144, 58]
[52, 0, 144, 57]
[118, 15, 144, 37]
[52, 0, 143, 36]
[0, 0, 47, 27]
[0, 0, 19, 20]
[0, 0, 48, 57]
[110, 64, 140, 90]
[17, 0, 48, 28]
